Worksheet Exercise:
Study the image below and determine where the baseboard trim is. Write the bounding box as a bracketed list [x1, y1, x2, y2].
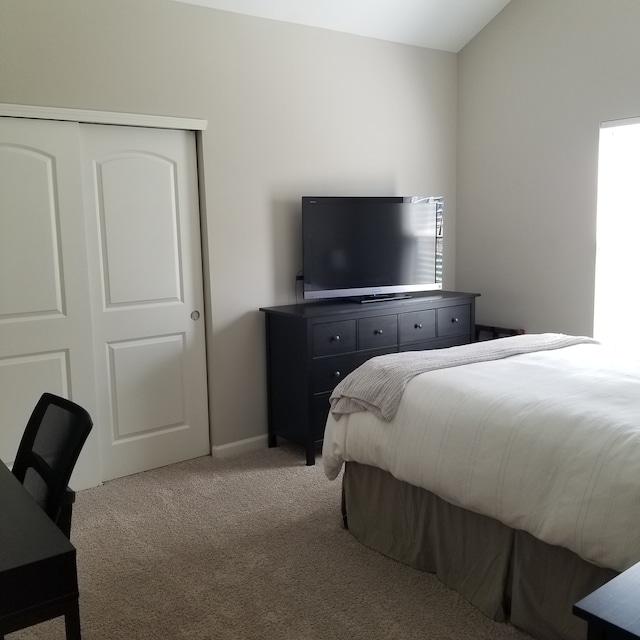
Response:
[211, 434, 268, 459]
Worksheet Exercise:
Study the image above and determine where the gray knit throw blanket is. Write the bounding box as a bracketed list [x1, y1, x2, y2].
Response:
[329, 333, 599, 421]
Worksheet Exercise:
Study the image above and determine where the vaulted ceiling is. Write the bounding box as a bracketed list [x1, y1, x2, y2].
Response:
[172, 0, 512, 53]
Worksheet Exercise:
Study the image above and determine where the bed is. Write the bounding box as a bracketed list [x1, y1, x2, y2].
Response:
[321, 334, 640, 640]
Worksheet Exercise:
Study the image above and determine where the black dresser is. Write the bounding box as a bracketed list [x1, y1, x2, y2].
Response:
[260, 291, 479, 464]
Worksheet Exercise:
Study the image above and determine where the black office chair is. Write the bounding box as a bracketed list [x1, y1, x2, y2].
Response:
[12, 393, 93, 538]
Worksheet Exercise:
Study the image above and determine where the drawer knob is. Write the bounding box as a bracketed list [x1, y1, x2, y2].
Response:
[451, 317, 459, 324]
[374, 329, 384, 335]
[331, 335, 341, 342]
[415, 323, 423, 329]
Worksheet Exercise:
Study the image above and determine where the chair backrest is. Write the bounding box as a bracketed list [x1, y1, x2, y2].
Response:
[11, 393, 93, 526]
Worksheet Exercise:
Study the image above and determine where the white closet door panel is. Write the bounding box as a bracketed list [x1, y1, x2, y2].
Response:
[81, 124, 209, 481]
[0, 118, 100, 488]
[0, 351, 69, 456]
[96, 152, 181, 305]
[0, 145, 63, 316]
[108, 335, 186, 436]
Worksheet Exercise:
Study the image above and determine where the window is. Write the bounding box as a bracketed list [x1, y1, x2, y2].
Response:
[594, 118, 640, 350]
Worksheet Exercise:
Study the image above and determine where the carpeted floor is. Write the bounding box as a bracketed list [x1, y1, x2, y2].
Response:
[9, 446, 532, 639]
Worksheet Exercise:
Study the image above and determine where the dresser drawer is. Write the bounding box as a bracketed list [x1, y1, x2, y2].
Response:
[312, 353, 366, 394]
[399, 309, 436, 345]
[312, 348, 395, 394]
[437, 304, 471, 338]
[312, 320, 356, 356]
[358, 315, 397, 350]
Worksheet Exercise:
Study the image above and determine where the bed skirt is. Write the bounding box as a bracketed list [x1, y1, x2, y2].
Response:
[342, 462, 617, 640]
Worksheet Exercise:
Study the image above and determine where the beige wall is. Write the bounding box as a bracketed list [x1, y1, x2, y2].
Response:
[0, 0, 457, 450]
[457, 0, 640, 335]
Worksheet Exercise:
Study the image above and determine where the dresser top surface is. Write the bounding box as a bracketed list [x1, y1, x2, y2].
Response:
[260, 291, 480, 319]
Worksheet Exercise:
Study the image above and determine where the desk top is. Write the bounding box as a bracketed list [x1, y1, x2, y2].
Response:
[0, 459, 78, 623]
[0, 459, 75, 572]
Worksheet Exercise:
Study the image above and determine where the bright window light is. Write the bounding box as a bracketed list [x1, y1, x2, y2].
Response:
[594, 119, 640, 350]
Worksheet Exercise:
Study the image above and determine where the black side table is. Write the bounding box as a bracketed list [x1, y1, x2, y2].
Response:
[574, 561, 640, 639]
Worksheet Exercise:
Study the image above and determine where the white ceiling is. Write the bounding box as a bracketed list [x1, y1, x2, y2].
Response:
[172, 0, 512, 53]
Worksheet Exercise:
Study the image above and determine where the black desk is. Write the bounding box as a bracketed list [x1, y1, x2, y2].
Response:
[574, 561, 640, 639]
[0, 460, 81, 639]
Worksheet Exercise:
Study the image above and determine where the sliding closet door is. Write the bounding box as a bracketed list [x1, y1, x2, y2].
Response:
[80, 124, 210, 481]
[0, 117, 100, 488]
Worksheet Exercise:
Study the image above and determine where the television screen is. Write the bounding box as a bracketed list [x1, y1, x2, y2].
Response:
[302, 196, 443, 302]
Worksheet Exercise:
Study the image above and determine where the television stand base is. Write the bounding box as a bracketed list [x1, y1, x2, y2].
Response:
[353, 294, 413, 304]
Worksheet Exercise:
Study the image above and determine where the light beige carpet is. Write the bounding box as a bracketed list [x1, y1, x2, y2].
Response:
[10, 446, 532, 639]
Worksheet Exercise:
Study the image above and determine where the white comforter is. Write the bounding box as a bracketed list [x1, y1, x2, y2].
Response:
[323, 342, 640, 572]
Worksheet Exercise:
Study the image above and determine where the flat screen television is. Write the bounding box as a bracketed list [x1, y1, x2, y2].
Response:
[302, 196, 443, 302]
